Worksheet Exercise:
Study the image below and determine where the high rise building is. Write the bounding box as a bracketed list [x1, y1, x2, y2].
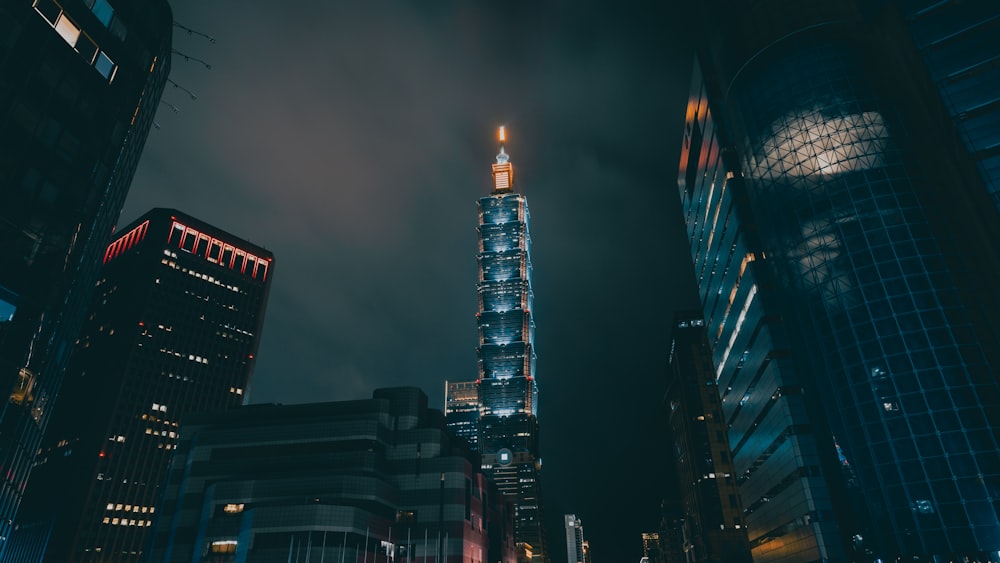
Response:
[677, 1, 1000, 560]
[0, 0, 172, 549]
[476, 128, 546, 563]
[641, 532, 663, 563]
[886, 1, 1000, 213]
[6, 209, 273, 561]
[564, 515, 584, 563]
[146, 387, 517, 563]
[677, 60, 850, 562]
[445, 379, 480, 448]
[663, 312, 751, 563]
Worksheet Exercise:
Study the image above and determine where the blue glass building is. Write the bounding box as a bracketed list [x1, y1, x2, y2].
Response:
[679, 1, 1000, 561]
[476, 130, 546, 563]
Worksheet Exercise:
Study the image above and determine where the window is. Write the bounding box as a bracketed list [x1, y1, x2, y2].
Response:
[33, 0, 60, 25]
[94, 52, 116, 81]
[54, 15, 81, 46]
[91, 0, 113, 26]
[210, 540, 238, 554]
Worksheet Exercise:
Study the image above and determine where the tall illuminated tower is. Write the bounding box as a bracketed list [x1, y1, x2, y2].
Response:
[476, 128, 546, 563]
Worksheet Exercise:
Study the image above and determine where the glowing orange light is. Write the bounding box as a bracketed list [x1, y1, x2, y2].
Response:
[499, 126, 506, 143]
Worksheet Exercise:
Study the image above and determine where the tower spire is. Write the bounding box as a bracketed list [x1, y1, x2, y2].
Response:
[492, 126, 513, 192]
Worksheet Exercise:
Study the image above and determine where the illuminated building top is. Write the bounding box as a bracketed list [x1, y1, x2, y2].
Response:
[492, 126, 514, 193]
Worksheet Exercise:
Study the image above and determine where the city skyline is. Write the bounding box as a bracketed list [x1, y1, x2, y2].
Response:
[116, 2, 698, 562]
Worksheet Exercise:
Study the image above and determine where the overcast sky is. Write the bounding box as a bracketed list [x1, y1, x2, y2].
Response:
[122, 2, 699, 561]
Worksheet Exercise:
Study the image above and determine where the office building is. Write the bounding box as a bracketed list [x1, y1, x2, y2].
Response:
[146, 387, 517, 563]
[475, 128, 547, 563]
[445, 380, 479, 448]
[0, 0, 172, 549]
[641, 532, 663, 563]
[655, 500, 689, 563]
[678, 1, 1000, 560]
[6, 209, 272, 561]
[564, 515, 584, 563]
[678, 61, 849, 561]
[663, 312, 751, 563]
[888, 1, 1000, 213]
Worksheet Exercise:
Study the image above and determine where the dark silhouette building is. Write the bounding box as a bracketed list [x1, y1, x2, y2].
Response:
[0, 0, 172, 551]
[677, 1, 1000, 560]
[6, 209, 272, 561]
[146, 387, 517, 563]
[663, 313, 751, 563]
[445, 380, 479, 448]
[474, 128, 547, 563]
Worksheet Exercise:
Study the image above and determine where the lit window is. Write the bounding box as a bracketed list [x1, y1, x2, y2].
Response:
[223, 503, 244, 514]
[210, 540, 238, 554]
[54, 14, 81, 46]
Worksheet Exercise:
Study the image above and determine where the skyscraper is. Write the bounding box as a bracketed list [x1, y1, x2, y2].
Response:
[564, 515, 584, 563]
[445, 380, 480, 448]
[887, 1, 1000, 214]
[677, 59, 849, 563]
[678, 1, 1000, 560]
[476, 128, 546, 563]
[663, 312, 750, 563]
[0, 0, 172, 551]
[7, 209, 273, 561]
[147, 388, 516, 563]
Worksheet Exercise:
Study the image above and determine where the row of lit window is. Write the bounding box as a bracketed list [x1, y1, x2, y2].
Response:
[106, 503, 154, 513]
[229, 387, 244, 395]
[159, 371, 194, 383]
[161, 258, 243, 295]
[159, 348, 210, 364]
[145, 428, 176, 439]
[169, 221, 270, 282]
[102, 517, 151, 527]
[33, 0, 117, 82]
[104, 221, 149, 264]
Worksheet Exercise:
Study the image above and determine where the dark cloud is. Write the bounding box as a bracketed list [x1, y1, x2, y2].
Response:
[123, 1, 697, 561]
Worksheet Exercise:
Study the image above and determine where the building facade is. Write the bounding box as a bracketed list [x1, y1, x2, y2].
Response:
[0, 0, 172, 550]
[6, 209, 273, 561]
[146, 387, 517, 563]
[677, 61, 849, 563]
[664, 312, 751, 563]
[475, 128, 546, 563]
[564, 515, 584, 563]
[444, 380, 479, 448]
[886, 0, 1000, 213]
[679, 1, 1000, 560]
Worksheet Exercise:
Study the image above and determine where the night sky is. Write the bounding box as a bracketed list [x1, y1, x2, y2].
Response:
[121, 2, 699, 562]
